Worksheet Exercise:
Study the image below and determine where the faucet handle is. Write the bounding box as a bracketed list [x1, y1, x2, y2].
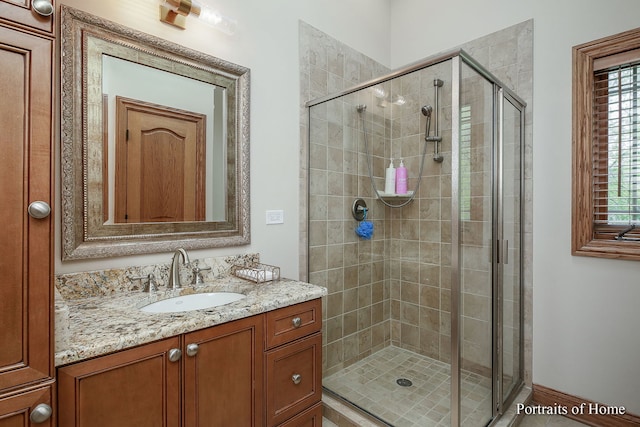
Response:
[129, 273, 157, 292]
[191, 265, 212, 286]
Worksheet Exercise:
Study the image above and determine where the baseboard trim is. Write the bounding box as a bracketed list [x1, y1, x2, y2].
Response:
[531, 384, 640, 426]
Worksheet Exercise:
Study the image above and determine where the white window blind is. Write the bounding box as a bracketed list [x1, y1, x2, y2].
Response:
[592, 60, 640, 235]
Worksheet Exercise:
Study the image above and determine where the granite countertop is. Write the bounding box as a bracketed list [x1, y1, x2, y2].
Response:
[55, 276, 326, 366]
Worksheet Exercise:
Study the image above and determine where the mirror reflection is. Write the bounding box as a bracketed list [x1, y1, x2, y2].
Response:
[60, 6, 250, 260]
[101, 56, 226, 223]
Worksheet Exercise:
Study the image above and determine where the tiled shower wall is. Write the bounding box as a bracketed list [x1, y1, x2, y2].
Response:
[299, 21, 392, 376]
[299, 20, 533, 383]
[385, 61, 455, 365]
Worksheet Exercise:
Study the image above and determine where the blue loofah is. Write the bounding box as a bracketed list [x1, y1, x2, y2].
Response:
[355, 220, 374, 240]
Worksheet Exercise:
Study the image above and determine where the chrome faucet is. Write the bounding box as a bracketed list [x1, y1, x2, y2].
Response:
[168, 248, 191, 289]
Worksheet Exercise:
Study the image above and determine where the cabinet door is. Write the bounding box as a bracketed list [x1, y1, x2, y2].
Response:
[183, 316, 264, 427]
[0, 1, 55, 34]
[57, 338, 181, 427]
[0, 384, 54, 427]
[0, 23, 53, 393]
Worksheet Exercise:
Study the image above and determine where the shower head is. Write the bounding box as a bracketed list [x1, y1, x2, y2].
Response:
[421, 105, 433, 117]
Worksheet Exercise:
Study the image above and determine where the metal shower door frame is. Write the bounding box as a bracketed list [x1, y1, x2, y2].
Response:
[450, 53, 526, 426]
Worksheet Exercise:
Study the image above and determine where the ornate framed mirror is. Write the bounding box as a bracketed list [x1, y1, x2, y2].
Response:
[60, 5, 250, 260]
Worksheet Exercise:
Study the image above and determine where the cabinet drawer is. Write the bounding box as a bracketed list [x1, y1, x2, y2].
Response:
[276, 402, 322, 427]
[0, 1, 55, 35]
[265, 299, 321, 349]
[265, 333, 322, 427]
[0, 384, 54, 426]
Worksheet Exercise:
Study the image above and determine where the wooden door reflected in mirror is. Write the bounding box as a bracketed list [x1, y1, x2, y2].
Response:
[113, 97, 206, 223]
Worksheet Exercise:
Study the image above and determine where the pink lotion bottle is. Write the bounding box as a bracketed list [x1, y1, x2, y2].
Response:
[395, 158, 408, 194]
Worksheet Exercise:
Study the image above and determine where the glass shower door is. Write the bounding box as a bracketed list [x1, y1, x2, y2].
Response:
[499, 95, 523, 405]
[457, 60, 495, 427]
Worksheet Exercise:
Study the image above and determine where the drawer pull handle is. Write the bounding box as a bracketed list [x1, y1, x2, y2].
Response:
[28, 201, 51, 219]
[30, 403, 53, 423]
[186, 343, 199, 357]
[32, 0, 54, 17]
[292, 374, 302, 385]
[292, 317, 302, 328]
[168, 348, 182, 362]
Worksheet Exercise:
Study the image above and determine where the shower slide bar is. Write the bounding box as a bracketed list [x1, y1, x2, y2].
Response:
[426, 78, 444, 163]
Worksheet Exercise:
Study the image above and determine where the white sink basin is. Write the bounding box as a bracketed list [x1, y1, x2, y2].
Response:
[140, 292, 246, 313]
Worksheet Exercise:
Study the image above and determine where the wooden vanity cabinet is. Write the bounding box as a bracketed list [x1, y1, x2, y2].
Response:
[57, 337, 181, 427]
[264, 299, 322, 427]
[57, 315, 264, 427]
[56, 298, 322, 427]
[0, 1, 54, 425]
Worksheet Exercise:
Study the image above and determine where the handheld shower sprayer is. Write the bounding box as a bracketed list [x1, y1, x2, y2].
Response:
[421, 104, 443, 163]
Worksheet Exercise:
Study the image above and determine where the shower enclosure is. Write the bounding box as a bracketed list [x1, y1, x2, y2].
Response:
[306, 50, 525, 426]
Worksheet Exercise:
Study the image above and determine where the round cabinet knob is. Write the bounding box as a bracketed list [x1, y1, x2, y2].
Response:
[30, 403, 52, 423]
[186, 343, 199, 357]
[291, 374, 302, 385]
[168, 348, 182, 362]
[292, 317, 302, 328]
[32, 0, 54, 16]
[28, 201, 51, 219]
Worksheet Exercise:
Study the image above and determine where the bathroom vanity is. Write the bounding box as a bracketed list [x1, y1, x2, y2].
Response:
[54, 272, 325, 427]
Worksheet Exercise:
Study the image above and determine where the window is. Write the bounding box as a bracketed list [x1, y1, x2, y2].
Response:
[573, 27, 640, 260]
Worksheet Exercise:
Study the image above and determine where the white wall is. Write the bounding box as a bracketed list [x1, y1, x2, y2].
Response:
[55, 0, 390, 276]
[390, 0, 640, 414]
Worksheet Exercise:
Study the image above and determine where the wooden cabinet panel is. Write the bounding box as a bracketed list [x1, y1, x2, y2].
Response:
[265, 299, 322, 349]
[0, 385, 54, 427]
[0, 1, 55, 34]
[265, 333, 322, 427]
[277, 402, 322, 427]
[57, 338, 181, 427]
[183, 315, 263, 427]
[56, 299, 323, 427]
[0, 20, 53, 394]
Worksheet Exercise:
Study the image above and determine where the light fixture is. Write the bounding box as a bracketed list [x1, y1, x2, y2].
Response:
[159, 0, 237, 34]
[372, 85, 387, 99]
[371, 85, 407, 107]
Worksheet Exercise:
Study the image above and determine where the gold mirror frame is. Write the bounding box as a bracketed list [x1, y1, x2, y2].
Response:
[60, 6, 250, 260]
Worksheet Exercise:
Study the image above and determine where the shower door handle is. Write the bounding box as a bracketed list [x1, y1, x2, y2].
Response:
[498, 239, 509, 264]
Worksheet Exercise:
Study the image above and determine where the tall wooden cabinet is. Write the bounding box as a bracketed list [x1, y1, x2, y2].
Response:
[0, 1, 55, 425]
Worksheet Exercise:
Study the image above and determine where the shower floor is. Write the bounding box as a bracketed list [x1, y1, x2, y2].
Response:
[323, 346, 492, 427]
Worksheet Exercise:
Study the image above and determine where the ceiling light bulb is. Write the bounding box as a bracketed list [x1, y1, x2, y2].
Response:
[392, 95, 406, 105]
[199, 6, 237, 35]
[372, 85, 387, 99]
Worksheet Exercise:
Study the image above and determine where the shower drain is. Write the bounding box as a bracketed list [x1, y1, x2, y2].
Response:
[396, 378, 413, 387]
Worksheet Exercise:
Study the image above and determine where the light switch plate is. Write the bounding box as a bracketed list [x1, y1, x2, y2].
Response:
[266, 210, 284, 225]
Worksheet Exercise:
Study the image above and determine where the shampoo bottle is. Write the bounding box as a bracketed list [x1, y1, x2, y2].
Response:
[395, 159, 408, 194]
[384, 158, 396, 194]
